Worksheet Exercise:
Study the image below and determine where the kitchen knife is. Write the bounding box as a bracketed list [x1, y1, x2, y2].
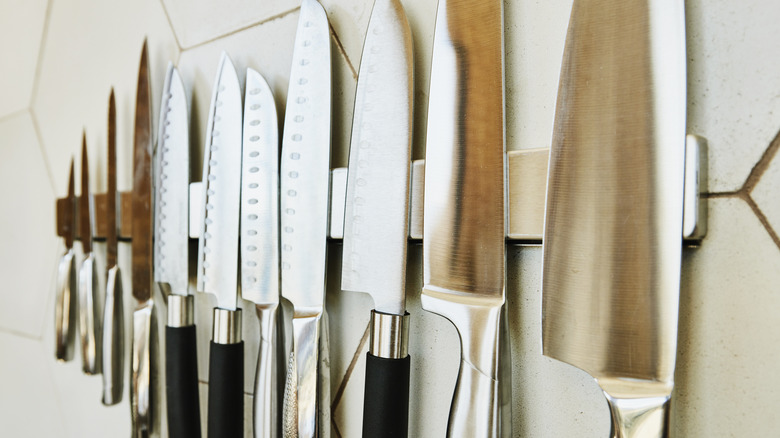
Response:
[340, 0, 413, 436]
[541, 2, 686, 437]
[102, 89, 124, 405]
[78, 132, 102, 376]
[280, 0, 331, 436]
[239, 68, 281, 438]
[55, 158, 77, 362]
[421, 0, 509, 436]
[196, 52, 244, 438]
[131, 41, 155, 438]
[155, 64, 199, 438]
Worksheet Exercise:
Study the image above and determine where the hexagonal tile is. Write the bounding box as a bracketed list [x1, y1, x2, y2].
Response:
[751, 141, 780, 238]
[0, 0, 48, 118]
[32, 0, 179, 196]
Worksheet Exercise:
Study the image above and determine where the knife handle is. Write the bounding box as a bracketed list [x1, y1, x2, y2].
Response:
[78, 253, 101, 375]
[605, 394, 670, 438]
[208, 308, 244, 438]
[131, 300, 154, 438]
[253, 304, 280, 438]
[283, 314, 321, 438]
[165, 295, 201, 438]
[55, 250, 77, 362]
[101, 265, 124, 405]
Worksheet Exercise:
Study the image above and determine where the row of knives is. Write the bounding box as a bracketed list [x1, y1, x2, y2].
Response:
[53, 0, 691, 437]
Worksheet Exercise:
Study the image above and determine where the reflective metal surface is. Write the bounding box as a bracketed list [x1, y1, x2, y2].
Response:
[541, 1, 686, 436]
[683, 135, 708, 241]
[212, 308, 242, 345]
[55, 160, 76, 362]
[253, 304, 280, 438]
[196, 53, 243, 311]
[341, 0, 413, 317]
[131, 300, 153, 438]
[102, 265, 124, 405]
[167, 294, 194, 328]
[78, 138, 101, 375]
[369, 311, 409, 359]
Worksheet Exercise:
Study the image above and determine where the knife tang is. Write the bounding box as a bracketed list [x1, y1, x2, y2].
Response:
[55, 160, 77, 362]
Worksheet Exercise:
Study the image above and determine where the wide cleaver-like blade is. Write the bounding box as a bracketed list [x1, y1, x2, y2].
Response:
[541, 1, 686, 436]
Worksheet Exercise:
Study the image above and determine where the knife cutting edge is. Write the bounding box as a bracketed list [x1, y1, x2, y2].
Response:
[339, 0, 413, 436]
[421, 0, 510, 436]
[196, 52, 244, 438]
[155, 64, 199, 438]
[541, 2, 687, 437]
[279, 1, 331, 436]
[78, 131, 102, 376]
[102, 89, 124, 405]
[55, 158, 77, 362]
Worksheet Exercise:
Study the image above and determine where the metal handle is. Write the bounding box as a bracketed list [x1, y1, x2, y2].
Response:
[101, 265, 124, 405]
[606, 394, 671, 438]
[131, 300, 154, 438]
[55, 249, 77, 361]
[254, 304, 280, 438]
[78, 253, 101, 375]
[283, 314, 321, 438]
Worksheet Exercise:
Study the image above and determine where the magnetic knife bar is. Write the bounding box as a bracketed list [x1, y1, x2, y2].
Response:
[56, 134, 707, 244]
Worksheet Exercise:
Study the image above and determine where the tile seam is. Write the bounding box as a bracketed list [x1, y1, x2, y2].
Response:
[0, 108, 29, 125]
[30, 110, 58, 193]
[328, 22, 357, 79]
[180, 6, 301, 52]
[330, 321, 370, 413]
[744, 194, 780, 251]
[29, 0, 54, 107]
[743, 127, 780, 194]
[0, 326, 42, 341]
[157, 0, 184, 52]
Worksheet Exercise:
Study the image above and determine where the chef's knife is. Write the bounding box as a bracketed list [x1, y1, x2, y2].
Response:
[131, 41, 155, 438]
[541, 2, 686, 437]
[78, 132, 101, 376]
[340, 0, 413, 436]
[421, 0, 509, 436]
[280, 1, 331, 435]
[196, 52, 244, 438]
[55, 158, 77, 362]
[102, 89, 124, 405]
[154, 64, 199, 438]
[239, 68, 281, 438]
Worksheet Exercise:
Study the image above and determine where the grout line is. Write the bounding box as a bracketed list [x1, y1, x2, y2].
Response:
[330, 321, 370, 412]
[0, 108, 29, 124]
[704, 191, 740, 199]
[742, 128, 780, 194]
[329, 22, 358, 79]
[181, 7, 301, 52]
[331, 417, 343, 438]
[158, 0, 183, 52]
[30, 110, 58, 193]
[0, 326, 41, 341]
[745, 194, 780, 250]
[29, 0, 55, 107]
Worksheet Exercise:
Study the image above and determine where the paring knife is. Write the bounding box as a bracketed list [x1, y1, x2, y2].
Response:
[155, 64, 199, 438]
[102, 89, 124, 405]
[280, 0, 331, 436]
[541, 2, 686, 437]
[55, 158, 77, 362]
[131, 41, 155, 438]
[340, 0, 413, 436]
[78, 132, 102, 376]
[196, 52, 244, 438]
[421, 0, 510, 436]
[239, 68, 281, 438]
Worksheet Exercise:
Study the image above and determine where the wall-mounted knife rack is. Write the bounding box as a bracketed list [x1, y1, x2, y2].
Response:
[56, 135, 708, 245]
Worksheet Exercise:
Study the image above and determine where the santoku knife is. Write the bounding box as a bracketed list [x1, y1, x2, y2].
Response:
[340, 0, 414, 436]
[421, 0, 510, 436]
[280, 1, 331, 435]
[541, 2, 686, 437]
[196, 52, 244, 438]
[154, 64, 199, 438]
[55, 158, 77, 362]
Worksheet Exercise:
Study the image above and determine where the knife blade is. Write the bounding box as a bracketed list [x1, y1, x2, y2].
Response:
[196, 52, 244, 438]
[340, 0, 413, 435]
[541, 2, 686, 437]
[131, 40, 155, 438]
[421, 0, 509, 436]
[239, 68, 281, 438]
[55, 158, 77, 362]
[102, 89, 124, 406]
[78, 132, 101, 376]
[279, 0, 331, 435]
[155, 64, 199, 438]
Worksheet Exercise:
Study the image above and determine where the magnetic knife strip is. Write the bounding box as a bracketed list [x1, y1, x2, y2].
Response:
[56, 135, 708, 244]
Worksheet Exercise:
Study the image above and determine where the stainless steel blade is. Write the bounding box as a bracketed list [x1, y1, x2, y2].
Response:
[541, 0, 686, 402]
[155, 64, 190, 297]
[79, 133, 93, 255]
[196, 53, 243, 311]
[107, 90, 117, 269]
[240, 68, 279, 307]
[280, 0, 331, 314]
[340, 0, 413, 317]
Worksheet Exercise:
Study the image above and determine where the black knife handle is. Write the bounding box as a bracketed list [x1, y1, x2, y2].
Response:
[165, 325, 201, 438]
[362, 353, 411, 438]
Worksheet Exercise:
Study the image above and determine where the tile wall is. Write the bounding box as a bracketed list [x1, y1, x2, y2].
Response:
[1, 0, 779, 436]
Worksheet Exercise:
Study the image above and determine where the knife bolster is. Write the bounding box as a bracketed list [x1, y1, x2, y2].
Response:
[168, 294, 194, 328]
[212, 308, 242, 344]
[369, 310, 409, 359]
[604, 393, 671, 438]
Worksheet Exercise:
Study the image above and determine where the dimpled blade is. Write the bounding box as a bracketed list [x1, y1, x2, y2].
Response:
[240, 68, 279, 306]
[196, 53, 243, 311]
[154, 64, 190, 296]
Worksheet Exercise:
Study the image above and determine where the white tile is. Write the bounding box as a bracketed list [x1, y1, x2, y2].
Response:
[752, 151, 780, 236]
[0, 331, 66, 436]
[0, 112, 59, 337]
[674, 197, 780, 436]
[0, 0, 48, 118]
[161, 0, 299, 49]
[32, 0, 180, 195]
